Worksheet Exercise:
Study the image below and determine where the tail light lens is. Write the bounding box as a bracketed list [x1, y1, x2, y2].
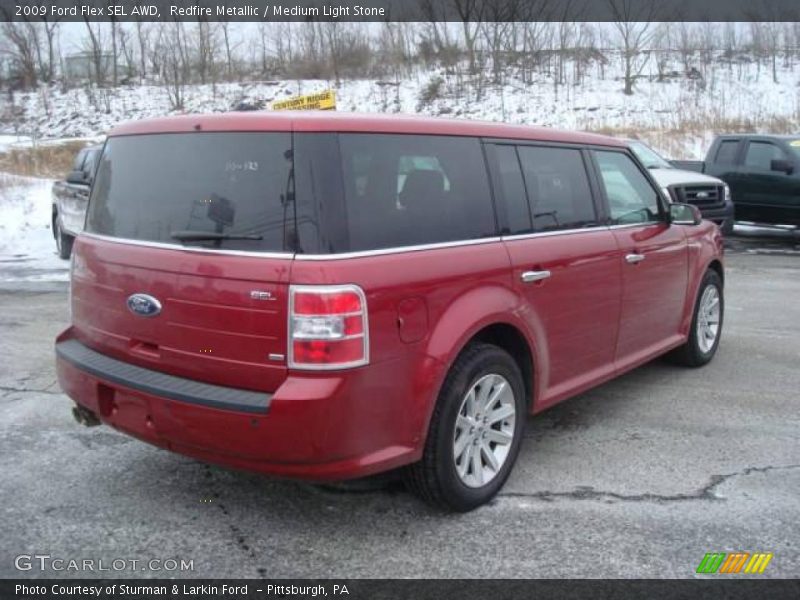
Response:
[288, 284, 369, 370]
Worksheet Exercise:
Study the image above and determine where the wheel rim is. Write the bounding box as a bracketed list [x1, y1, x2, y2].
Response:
[696, 284, 721, 354]
[453, 373, 516, 488]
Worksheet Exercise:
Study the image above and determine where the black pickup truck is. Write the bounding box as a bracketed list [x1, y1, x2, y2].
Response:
[51, 144, 102, 258]
[672, 135, 800, 227]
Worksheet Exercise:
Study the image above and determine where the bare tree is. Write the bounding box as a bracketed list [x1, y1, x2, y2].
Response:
[160, 23, 187, 110]
[0, 22, 40, 88]
[82, 19, 108, 85]
[607, 0, 660, 95]
[219, 19, 240, 81]
[134, 21, 150, 81]
[451, 0, 485, 74]
[676, 23, 697, 74]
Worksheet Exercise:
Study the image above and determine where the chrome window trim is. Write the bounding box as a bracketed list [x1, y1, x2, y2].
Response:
[84, 223, 663, 263]
[80, 232, 294, 259]
[294, 237, 503, 260]
[607, 221, 664, 230]
[501, 225, 607, 241]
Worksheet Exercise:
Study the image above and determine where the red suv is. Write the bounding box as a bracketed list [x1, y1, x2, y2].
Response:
[56, 113, 724, 511]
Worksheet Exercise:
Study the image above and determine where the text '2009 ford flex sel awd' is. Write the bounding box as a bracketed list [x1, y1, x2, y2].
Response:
[55, 112, 724, 511]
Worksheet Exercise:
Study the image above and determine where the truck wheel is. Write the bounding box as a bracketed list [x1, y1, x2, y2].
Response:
[404, 343, 526, 511]
[55, 221, 74, 260]
[669, 269, 724, 367]
[720, 219, 734, 236]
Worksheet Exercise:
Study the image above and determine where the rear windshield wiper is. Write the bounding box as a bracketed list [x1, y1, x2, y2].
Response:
[170, 230, 263, 242]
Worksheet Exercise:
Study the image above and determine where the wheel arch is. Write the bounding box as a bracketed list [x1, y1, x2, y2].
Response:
[469, 322, 534, 411]
[707, 259, 724, 287]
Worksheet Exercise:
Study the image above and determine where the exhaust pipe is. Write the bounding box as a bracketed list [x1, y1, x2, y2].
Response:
[72, 405, 101, 427]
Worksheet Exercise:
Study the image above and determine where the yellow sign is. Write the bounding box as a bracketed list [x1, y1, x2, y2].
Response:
[272, 90, 336, 111]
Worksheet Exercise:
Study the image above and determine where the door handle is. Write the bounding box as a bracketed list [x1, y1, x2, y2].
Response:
[521, 270, 551, 283]
[625, 253, 645, 264]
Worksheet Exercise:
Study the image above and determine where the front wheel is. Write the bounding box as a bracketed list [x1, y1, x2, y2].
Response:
[55, 220, 74, 260]
[670, 269, 724, 367]
[404, 343, 526, 511]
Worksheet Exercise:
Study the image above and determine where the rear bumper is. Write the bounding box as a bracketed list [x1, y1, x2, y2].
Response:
[55, 331, 430, 481]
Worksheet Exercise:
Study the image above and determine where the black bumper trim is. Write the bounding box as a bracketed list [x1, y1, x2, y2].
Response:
[56, 339, 271, 414]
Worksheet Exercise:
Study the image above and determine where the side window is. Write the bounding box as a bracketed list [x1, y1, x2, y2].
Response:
[84, 149, 99, 180]
[744, 141, 787, 170]
[493, 145, 532, 235]
[337, 134, 495, 251]
[517, 146, 596, 231]
[72, 149, 88, 172]
[714, 140, 740, 165]
[594, 150, 662, 225]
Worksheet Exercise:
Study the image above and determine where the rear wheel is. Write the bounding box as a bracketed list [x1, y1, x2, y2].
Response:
[670, 269, 724, 367]
[55, 220, 74, 260]
[404, 343, 526, 511]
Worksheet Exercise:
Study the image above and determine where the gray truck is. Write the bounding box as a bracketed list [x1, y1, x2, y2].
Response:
[51, 144, 102, 259]
[627, 140, 735, 235]
[671, 134, 800, 228]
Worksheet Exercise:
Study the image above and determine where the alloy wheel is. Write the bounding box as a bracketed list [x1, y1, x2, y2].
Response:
[453, 373, 516, 488]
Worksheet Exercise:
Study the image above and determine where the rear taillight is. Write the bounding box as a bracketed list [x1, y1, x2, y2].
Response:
[288, 284, 369, 370]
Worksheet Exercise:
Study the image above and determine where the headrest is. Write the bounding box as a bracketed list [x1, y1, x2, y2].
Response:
[400, 170, 445, 208]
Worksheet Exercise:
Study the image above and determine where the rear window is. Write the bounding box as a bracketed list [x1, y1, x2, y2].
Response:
[714, 140, 739, 165]
[87, 133, 293, 252]
[88, 131, 496, 255]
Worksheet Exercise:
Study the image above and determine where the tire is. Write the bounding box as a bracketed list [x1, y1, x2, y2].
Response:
[404, 343, 526, 511]
[720, 219, 734, 236]
[669, 269, 724, 367]
[55, 220, 74, 260]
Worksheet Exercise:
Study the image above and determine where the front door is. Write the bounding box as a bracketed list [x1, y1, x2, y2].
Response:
[739, 140, 799, 225]
[592, 149, 689, 371]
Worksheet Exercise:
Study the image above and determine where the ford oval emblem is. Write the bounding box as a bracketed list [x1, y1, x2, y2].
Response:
[126, 293, 162, 317]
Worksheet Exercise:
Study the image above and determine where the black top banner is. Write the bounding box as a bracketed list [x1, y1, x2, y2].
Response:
[3, 579, 800, 600]
[1, 0, 800, 22]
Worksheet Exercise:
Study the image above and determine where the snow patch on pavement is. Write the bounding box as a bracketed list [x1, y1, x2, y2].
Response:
[0, 172, 69, 282]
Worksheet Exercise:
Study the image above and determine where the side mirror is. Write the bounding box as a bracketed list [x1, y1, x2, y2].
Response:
[771, 159, 793, 174]
[669, 203, 702, 226]
[66, 170, 86, 184]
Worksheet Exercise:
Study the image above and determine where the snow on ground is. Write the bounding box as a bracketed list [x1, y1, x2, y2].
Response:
[0, 172, 68, 282]
[4, 55, 800, 159]
[0, 134, 33, 153]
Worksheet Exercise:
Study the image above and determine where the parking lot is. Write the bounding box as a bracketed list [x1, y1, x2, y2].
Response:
[1, 228, 798, 579]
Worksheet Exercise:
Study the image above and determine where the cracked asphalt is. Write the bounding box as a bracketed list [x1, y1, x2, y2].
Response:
[1, 230, 798, 579]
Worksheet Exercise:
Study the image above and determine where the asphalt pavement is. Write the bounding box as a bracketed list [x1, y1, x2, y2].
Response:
[1, 228, 798, 579]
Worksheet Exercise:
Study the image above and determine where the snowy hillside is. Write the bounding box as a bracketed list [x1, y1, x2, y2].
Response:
[3, 55, 800, 160]
[2, 48, 800, 282]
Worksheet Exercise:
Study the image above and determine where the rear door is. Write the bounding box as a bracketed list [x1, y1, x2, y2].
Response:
[591, 149, 688, 370]
[74, 132, 295, 393]
[488, 142, 622, 409]
[738, 139, 799, 224]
